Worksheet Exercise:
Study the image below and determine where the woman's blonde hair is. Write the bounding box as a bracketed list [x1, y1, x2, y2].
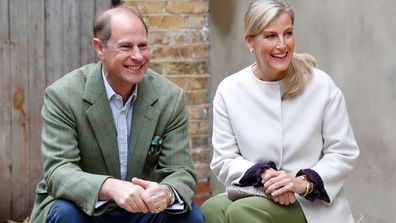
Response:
[245, 0, 316, 99]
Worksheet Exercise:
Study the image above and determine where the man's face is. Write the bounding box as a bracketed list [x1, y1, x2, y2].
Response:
[99, 12, 150, 95]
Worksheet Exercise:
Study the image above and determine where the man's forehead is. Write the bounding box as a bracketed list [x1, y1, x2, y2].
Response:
[107, 26, 148, 46]
[109, 10, 146, 33]
[110, 10, 137, 23]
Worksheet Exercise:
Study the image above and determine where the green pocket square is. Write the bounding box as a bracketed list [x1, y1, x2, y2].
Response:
[149, 136, 163, 155]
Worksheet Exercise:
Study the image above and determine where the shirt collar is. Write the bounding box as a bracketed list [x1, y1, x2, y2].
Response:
[102, 68, 138, 103]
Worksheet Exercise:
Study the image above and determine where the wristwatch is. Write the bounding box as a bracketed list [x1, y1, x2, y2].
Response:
[166, 185, 176, 206]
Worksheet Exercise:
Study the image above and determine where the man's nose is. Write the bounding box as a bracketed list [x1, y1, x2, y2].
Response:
[130, 46, 143, 60]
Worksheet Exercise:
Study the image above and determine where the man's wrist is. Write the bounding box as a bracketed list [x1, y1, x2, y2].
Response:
[165, 185, 176, 206]
[99, 177, 115, 200]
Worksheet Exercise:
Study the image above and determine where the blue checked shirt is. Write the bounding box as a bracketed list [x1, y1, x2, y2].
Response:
[103, 72, 137, 180]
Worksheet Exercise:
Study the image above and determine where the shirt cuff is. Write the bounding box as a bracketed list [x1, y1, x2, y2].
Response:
[95, 199, 109, 209]
[296, 169, 330, 202]
[239, 161, 277, 187]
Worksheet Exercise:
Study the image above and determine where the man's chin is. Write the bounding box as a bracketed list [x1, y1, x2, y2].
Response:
[125, 74, 145, 85]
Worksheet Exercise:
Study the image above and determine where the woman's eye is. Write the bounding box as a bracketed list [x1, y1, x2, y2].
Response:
[265, 34, 276, 39]
[285, 31, 293, 37]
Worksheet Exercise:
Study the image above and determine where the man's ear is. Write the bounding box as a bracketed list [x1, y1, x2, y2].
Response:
[92, 38, 105, 60]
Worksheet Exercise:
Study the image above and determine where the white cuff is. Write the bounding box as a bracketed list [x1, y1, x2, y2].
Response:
[166, 187, 184, 210]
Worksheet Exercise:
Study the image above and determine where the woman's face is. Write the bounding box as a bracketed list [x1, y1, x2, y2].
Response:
[246, 13, 294, 81]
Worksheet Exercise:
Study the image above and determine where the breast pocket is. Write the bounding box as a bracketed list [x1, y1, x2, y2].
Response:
[142, 136, 163, 179]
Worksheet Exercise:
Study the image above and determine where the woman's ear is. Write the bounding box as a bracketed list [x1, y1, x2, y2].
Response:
[245, 36, 254, 54]
[92, 38, 105, 59]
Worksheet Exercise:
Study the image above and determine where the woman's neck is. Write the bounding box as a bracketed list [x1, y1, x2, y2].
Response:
[252, 63, 286, 81]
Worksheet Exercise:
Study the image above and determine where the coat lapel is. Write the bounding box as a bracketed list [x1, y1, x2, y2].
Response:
[126, 75, 160, 179]
[83, 63, 121, 179]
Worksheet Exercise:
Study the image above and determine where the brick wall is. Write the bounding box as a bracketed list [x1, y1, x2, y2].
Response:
[124, 0, 211, 205]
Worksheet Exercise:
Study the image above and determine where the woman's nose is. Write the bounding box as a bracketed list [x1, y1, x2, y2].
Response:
[276, 37, 286, 49]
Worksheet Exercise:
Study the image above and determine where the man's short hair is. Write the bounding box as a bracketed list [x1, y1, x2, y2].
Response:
[93, 5, 148, 47]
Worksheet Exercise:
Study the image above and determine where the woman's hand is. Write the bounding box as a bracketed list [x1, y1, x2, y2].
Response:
[271, 191, 296, 205]
[261, 169, 308, 205]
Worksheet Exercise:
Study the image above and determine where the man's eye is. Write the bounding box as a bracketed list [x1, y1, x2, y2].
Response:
[139, 44, 148, 49]
[120, 45, 132, 51]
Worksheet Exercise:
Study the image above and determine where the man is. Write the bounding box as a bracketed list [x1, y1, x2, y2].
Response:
[29, 5, 204, 223]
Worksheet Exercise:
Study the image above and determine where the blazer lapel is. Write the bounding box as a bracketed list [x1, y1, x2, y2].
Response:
[83, 63, 121, 179]
[126, 75, 160, 179]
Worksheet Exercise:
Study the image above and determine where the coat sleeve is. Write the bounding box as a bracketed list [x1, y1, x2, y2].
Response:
[41, 85, 109, 216]
[312, 87, 359, 204]
[211, 87, 256, 187]
[157, 88, 198, 213]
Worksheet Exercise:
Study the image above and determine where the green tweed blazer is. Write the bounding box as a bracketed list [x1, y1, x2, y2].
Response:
[29, 63, 198, 223]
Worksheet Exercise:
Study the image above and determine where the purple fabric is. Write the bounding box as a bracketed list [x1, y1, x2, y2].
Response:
[239, 162, 330, 202]
[296, 169, 330, 202]
[239, 161, 277, 187]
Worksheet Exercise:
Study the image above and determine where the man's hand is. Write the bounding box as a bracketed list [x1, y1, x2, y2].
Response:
[99, 178, 153, 213]
[132, 177, 170, 213]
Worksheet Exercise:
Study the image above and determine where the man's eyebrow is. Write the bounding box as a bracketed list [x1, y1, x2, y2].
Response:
[117, 40, 132, 45]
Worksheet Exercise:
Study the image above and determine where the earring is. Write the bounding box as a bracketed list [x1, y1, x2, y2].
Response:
[249, 48, 254, 54]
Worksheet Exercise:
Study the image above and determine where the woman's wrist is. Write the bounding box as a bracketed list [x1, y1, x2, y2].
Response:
[297, 175, 313, 197]
[239, 161, 277, 186]
[296, 169, 330, 202]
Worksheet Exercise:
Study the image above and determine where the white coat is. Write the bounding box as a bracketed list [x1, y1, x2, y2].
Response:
[211, 66, 360, 223]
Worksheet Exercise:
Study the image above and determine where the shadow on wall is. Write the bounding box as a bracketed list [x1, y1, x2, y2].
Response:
[210, 0, 236, 34]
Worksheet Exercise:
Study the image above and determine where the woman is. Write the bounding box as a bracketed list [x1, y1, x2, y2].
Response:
[201, 0, 359, 222]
